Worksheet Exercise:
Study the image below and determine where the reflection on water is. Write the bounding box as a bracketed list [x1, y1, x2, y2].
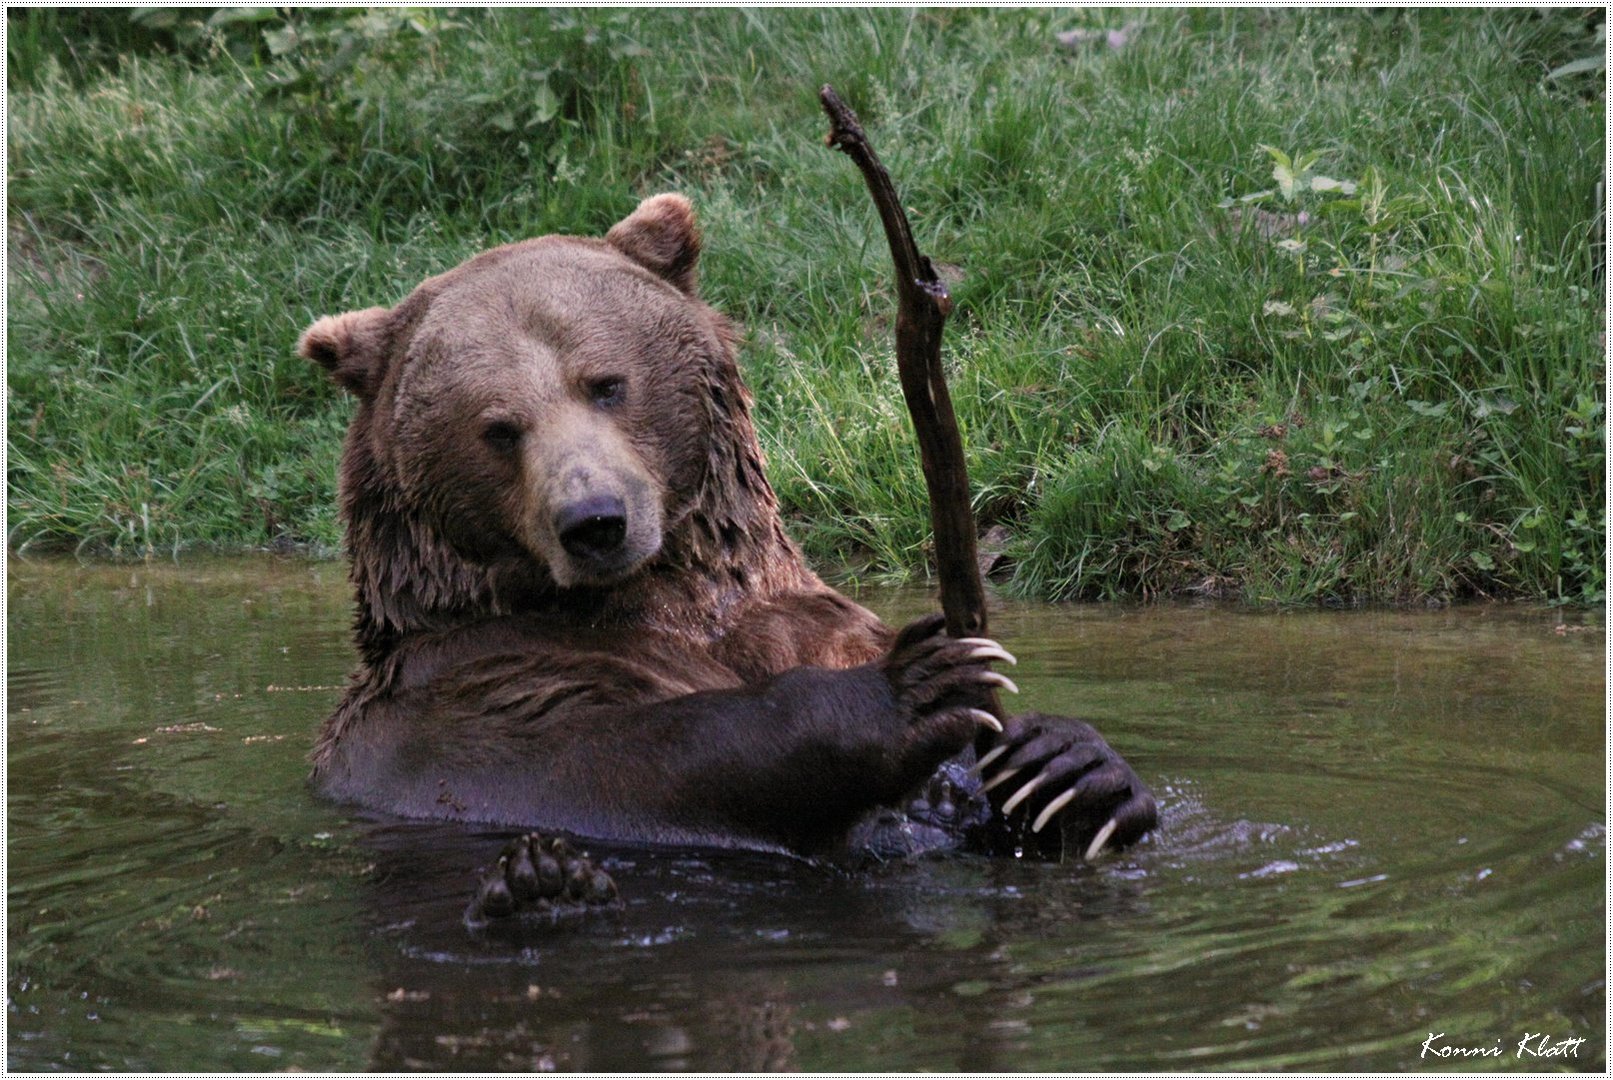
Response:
[6, 557, 1606, 1070]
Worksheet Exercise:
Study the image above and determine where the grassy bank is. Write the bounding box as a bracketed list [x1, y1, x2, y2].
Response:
[7, 8, 1605, 603]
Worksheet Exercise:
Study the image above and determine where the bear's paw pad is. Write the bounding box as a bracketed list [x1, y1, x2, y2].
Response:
[465, 833, 621, 927]
[904, 761, 990, 833]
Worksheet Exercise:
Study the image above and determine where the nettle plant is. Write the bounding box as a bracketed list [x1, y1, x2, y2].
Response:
[1217, 144, 1603, 603]
[1226, 146, 1437, 352]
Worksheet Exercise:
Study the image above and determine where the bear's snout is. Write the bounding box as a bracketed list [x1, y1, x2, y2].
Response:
[535, 453, 663, 587]
[555, 495, 628, 561]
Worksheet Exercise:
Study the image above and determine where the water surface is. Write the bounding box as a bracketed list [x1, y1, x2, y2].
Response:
[7, 558, 1605, 1070]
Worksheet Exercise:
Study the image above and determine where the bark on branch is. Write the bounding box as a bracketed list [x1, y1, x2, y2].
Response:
[819, 84, 990, 645]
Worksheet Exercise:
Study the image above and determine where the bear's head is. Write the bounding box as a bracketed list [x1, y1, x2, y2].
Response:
[300, 195, 801, 641]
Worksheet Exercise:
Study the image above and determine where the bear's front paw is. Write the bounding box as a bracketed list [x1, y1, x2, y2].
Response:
[882, 614, 1015, 751]
[975, 713, 1157, 860]
[465, 833, 621, 927]
[905, 760, 990, 833]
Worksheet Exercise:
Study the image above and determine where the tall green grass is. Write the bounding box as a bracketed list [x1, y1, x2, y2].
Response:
[7, 8, 1604, 603]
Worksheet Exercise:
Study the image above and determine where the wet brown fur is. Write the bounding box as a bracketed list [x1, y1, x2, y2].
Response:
[302, 196, 907, 852]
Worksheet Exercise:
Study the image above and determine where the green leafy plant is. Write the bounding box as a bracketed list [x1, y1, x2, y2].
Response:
[6, 9, 1602, 603]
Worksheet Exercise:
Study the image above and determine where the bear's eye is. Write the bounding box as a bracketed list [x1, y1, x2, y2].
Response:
[482, 420, 523, 454]
[586, 377, 626, 408]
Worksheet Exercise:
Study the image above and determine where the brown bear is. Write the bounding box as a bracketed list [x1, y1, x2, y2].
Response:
[298, 194, 1156, 885]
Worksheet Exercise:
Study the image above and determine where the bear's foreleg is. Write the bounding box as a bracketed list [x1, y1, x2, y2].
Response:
[651, 613, 1010, 853]
[335, 614, 1011, 855]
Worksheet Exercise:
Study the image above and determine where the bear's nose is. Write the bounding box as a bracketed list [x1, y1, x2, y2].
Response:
[555, 495, 628, 560]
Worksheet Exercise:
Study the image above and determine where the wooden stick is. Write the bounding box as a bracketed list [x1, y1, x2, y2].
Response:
[819, 84, 990, 644]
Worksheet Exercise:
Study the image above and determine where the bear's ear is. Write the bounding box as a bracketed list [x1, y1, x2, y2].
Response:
[605, 193, 702, 294]
[297, 306, 390, 399]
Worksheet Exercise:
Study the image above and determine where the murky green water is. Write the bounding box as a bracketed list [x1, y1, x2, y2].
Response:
[7, 557, 1605, 1071]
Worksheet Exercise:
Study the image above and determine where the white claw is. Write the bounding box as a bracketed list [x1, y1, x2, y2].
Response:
[969, 743, 1011, 776]
[980, 765, 1022, 794]
[962, 707, 1003, 733]
[1084, 817, 1120, 862]
[977, 671, 1020, 695]
[958, 640, 1017, 666]
[1031, 787, 1078, 834]
[1001, 773, 1045, 815]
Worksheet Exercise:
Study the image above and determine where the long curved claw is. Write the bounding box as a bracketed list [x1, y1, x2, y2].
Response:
[970, 743, 1011, 776]
[1001, 772, 1046, 815]
[962, 707, 1003, 733]
[980, 765, 1023, 794]
[959, 641, 1018, 666]
[1030, 786, 1078, 834]
[977, 671, 1020, 695]
[1083, 817, 1119, 862]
